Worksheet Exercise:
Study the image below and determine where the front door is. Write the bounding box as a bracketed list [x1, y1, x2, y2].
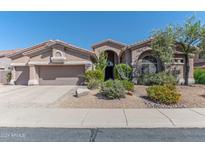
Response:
[105, 63, 114, 80]
[105, 51, 115, 80]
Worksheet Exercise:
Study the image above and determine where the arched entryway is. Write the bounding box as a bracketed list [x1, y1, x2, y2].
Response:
[104, 50, 118, 80]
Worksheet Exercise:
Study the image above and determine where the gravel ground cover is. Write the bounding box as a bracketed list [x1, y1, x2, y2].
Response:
[57, 84, 205, 108]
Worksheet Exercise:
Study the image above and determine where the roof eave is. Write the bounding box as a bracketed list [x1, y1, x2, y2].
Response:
[10, 40, 94, 57]
[92, 39, 127, 49]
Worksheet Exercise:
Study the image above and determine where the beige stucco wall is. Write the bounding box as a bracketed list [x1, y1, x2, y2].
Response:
[29, 47, 91, 63]
[11, 55, 29, 64]
[0, 56, 12, 70]
[28, 65, 39, 85]
[188, 56, 195, 83]
[64, 49, 90, 62]
[120, 50, 132, 65]
[30, 49, 52, 62]
[0, 70, 9, 84]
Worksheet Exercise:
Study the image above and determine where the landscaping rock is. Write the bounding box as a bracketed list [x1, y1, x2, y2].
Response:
[127, 91, 133, 96]
[76, 88, 90, 97]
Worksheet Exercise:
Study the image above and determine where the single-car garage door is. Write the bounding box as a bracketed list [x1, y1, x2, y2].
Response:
[39, 65, 85, 85]
[15, 66, 29, 85]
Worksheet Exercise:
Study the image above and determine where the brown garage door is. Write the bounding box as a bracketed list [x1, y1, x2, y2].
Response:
[39, 65, 85, 85]
[15, 66, 29, 85]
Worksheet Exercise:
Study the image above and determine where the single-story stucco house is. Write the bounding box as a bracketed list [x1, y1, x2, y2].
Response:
[6, 39, 195, 85]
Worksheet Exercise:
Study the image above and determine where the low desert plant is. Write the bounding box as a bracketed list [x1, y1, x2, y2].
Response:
[121, 80, 134, 91]
[138, 72, 177, 85]
[87, 79, 102, 89]
[194, 68, 205, 84]
[114, 64, 132, 81]
[84, 69, 104, 82]
[100, 79, 125, 99]
[6, 72, 12, 83]
[146, 84, 181, 105]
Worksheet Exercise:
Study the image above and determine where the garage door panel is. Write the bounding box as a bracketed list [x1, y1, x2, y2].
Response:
[39, 65, 85, 85]
[15, 67, 29, 85]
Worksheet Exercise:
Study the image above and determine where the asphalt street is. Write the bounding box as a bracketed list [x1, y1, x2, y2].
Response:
[0, 127, 205, 142]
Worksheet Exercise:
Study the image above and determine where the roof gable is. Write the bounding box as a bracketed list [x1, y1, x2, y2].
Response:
[128, 38, 152, 50]
[92, 39, 127, 49]
[8, 40, 94, 58]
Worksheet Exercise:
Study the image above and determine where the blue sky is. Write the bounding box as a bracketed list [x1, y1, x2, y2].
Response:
[0, 11, 205, 50]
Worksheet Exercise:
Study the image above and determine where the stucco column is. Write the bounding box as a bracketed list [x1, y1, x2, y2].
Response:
[28, 65, 39, 85]
[131, 62, 138, 84]
[171, 63, 184, 85]
[188, 55, 195, 84]
[10, 66, 16, 85]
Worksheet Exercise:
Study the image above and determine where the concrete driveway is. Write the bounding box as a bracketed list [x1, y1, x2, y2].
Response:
[0, 85, 76, 108]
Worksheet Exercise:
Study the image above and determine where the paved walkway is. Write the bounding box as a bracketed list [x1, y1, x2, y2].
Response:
[1, 108, 205, 128]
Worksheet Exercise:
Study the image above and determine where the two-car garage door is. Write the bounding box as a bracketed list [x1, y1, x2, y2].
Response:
[15, 65, 85, 85]
[39, 65, 85, 85]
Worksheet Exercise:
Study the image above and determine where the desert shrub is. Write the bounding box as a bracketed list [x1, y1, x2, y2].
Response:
[6, 72, 12, 83]
[197, 74, 205, 84]
[100, 79, 125, 99]
[138, 72, 177, 85]
[146, 84, 181, 105]
[87, 79, 102, 90]
[84, 69, 104, 82]
[121, 80, 134, 91]
[114, 64, 132, 81]
[194, 68, 205, 84]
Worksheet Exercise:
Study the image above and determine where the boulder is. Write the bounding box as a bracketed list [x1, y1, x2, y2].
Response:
[127, 91, 133, 96]
[76, 88, 90, 97]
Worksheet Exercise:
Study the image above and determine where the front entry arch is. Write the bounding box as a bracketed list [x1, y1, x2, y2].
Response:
[104, 50, 118, 80]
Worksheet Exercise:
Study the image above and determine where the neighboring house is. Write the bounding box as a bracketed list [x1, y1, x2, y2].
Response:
[0, 50, 18, 84]
[0, 50, 17, 70]
[8, 39, 195, 85]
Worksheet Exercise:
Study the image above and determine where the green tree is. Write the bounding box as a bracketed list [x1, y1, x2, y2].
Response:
[95, 52, 108, 71]
[151, 16, 205, 85]
[151, 25, 175, 71]
[90, 52, 108, 81]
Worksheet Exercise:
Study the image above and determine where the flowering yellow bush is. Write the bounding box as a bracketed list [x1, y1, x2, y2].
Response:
[146, 84, 181, 105]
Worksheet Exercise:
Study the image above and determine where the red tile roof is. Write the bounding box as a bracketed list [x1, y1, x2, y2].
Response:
[0, 49, 21, 57]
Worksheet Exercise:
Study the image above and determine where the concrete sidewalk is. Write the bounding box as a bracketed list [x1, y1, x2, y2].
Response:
[1, 108, 205, 128]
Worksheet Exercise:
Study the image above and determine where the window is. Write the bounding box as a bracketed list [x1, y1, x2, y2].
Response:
[141, 56, 158, 74]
